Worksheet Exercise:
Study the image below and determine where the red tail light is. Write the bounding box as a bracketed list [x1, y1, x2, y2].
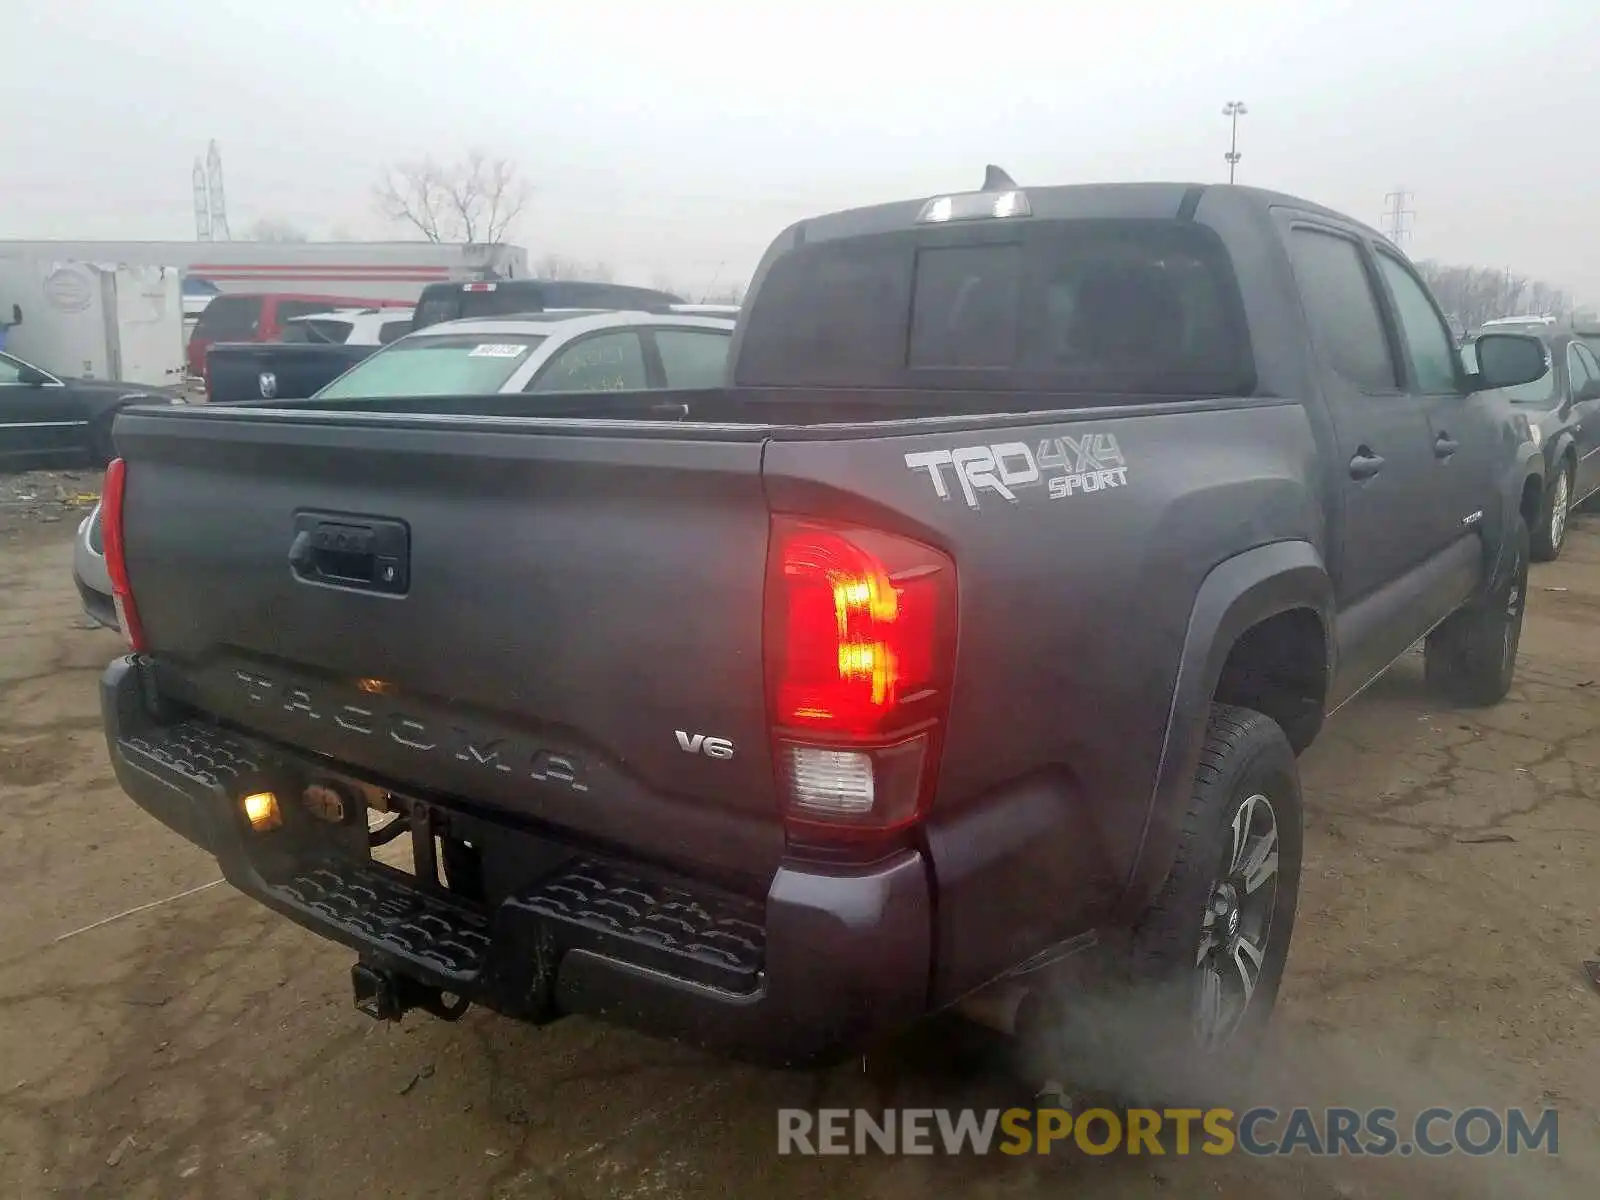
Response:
[765, 517, 957, 842]
[101, 457, 149, 653]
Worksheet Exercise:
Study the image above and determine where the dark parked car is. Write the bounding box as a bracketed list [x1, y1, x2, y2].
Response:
[96, 177, 1545, 1084]
[0, 349, 179, 469]
[1466, 329, 1600, 560]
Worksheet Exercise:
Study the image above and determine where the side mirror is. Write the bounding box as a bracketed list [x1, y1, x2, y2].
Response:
[15, 364, 50, 387]
[1472, 333, 1549, 391]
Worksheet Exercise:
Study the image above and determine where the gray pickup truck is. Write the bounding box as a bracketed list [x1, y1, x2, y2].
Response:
[96, 175, 1548, 1080]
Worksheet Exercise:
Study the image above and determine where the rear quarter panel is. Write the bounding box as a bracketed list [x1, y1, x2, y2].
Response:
[765, 398, 1326, 998]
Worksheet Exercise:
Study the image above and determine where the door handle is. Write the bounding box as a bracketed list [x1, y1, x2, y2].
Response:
[1349, 451, 1385, 480]
[1434, 433, 1459, 459]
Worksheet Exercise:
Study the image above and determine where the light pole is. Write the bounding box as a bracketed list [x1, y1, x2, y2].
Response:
[1222, 101, 1248, 184]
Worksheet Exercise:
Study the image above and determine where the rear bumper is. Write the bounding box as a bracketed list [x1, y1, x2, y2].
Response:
[100, 657, 930, 1065]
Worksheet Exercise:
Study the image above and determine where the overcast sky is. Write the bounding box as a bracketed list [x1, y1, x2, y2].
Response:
[4, 0, 1596, 301]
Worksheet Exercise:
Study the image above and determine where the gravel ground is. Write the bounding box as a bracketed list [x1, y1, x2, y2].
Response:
[0, 509, 1597, 1199]
[0, 470, 102, 528]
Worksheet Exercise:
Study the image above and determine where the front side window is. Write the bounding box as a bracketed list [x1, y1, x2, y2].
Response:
[527, 332, 647, 393]
[315, 334, 546, 398]
[1375, 253, 1458, 394]
[654, 329, 732, 388]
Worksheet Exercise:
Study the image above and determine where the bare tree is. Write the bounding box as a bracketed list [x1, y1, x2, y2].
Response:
[700, 281, 747, 306]
[375, 151, 530, 245]
[243, 216, 310, 242]
[534, 253, 615, 282]
[1414, 260, 1572, 333]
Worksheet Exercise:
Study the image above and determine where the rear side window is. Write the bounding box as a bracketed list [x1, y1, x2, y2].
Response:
[736, 220, 1254, 396]
[314, 334, 547, 398]
[654, 329, 732, 388]
[378, 318, 411, 345]
[193, 295, 261, 339]
[527, 331, 647, 393]
[1287, 229, 1397, 393]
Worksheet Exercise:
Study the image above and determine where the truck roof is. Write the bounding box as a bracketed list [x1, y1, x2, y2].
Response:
[784, 181, 1390, 247]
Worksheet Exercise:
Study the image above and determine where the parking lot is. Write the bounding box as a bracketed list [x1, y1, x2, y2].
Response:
[1, 492, 1596, 1199]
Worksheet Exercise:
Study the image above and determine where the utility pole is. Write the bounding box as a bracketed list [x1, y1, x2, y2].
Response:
[1382, 187, 1414, 244]
[1222, 101, 1248, 184]
[192, 157, 211, 241]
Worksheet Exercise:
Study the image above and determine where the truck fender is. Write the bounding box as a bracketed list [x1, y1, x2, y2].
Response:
[1115, 540, 1332, 922]
[1496, 438, 1545, 579]
[1546, 430, 1577, 473]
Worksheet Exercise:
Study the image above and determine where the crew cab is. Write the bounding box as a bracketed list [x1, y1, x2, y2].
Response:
[96, 176, 1547, 1080]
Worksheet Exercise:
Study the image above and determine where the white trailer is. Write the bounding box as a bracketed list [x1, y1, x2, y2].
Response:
[0, 241, 529, 305]
[0, 258, 186, 387]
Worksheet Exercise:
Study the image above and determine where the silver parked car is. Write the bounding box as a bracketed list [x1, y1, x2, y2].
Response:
[74, 499, 116, 630]
[71, 308, 737, 625]
[309, 309, 735, 400]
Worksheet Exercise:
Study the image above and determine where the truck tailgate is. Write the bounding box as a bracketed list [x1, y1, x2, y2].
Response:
[115, 408, 784, 887]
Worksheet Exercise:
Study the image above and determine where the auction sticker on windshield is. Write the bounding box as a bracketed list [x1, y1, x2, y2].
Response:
[468, 344, 528, 358]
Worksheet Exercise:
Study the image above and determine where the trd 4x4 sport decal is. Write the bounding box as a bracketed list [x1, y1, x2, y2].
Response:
[904, 434, 1129, 511]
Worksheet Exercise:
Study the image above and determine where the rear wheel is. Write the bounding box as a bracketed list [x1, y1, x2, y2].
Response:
[1129, 706, 1302, 1060]
[1018, 706, 1303, 1103]
[1425, 519, 1528, 707]
[1531, 460, 1572, 561]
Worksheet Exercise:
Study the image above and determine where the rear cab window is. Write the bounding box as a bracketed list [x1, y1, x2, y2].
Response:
[192, 295, 262, 340]
[314, 334, 547, 399]
[282, 319, 353, 345]
[735, 219, 1255, 397]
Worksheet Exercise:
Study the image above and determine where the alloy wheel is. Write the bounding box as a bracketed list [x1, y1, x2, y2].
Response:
[1194, 792, 1279, 1050]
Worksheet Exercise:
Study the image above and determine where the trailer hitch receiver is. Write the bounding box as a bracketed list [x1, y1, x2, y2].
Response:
[351, 962, 471, 1023]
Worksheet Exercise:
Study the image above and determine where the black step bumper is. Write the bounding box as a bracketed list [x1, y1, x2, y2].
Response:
[100, 657, 930, 1064]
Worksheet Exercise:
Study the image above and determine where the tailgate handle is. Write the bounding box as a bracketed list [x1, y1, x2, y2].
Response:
[289, 513, 410, 595]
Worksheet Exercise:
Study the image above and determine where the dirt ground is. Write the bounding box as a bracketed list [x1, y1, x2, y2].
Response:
[1, 491, 1596, 1199]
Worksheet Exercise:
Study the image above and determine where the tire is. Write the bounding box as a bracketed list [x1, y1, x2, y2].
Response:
[1018, 706, 1303, 1104]
[1424, 519, 1529, 707]
[1531, 460, 1572, 562]
[1128, 706, 1302, 1059]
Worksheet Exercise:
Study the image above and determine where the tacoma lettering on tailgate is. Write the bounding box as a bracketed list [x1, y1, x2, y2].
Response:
[233, 670, 589, 792]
